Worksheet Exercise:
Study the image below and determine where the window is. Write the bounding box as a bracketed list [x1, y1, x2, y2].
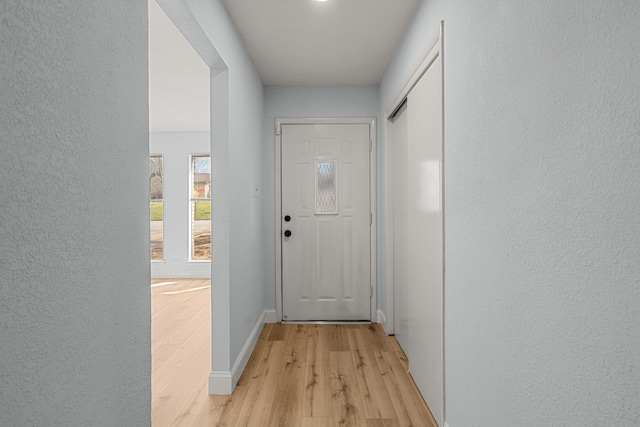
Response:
[315, 159, 338, 214]
[190, 155, 211, 260]
[149, 155, 164, 261]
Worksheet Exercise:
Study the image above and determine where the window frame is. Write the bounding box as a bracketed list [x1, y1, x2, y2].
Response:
[149, 154, 164, 262]
[188, 153, 211, 262]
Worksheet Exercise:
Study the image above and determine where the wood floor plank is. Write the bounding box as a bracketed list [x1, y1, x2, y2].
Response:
[348, 328, 397, 420]
[380, 350, 438, 427]
[375, 351, 417, 427]
[234, 337, 286, 425]
[301, 417, 336, 427]
[330, 351, 367, 426]
[189, 392, 229, 426]
[152, 287, 437, 427]
[240, 340, 288, 426]
[329, 323, 352, 351]
[386, 331, 409, 372]
[302, 325, 333, 418]
[152, 280, 212, 427]
[235, 324, 271, 387]
[152, 335, 211, 425]
[365, 419, 400, 427]
[265, 324, 308, 426]
[214, 384, 250, 427]
[267, 321, 287, 341]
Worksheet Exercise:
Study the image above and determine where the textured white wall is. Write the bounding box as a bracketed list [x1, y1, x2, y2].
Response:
[169, 0, 267, 372]
[263, 85, 381, 310]
[150, 132, 211, 278]
[382, 1, 640, 426]
[0, 2, 150, 426]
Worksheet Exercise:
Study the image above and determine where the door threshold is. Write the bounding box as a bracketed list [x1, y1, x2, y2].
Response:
[281, 320, 372, 325]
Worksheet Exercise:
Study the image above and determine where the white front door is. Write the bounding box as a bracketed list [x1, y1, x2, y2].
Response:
[281, 123, 371, 321]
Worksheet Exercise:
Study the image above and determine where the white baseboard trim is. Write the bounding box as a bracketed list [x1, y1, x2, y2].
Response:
[264, 309, 277, 323]
[150, 263, 211, 279]
[208, 371, 232, 394]
[444, 422, 450, 427]
[208, 309, 273, 395]
[376, 309, 387, 332]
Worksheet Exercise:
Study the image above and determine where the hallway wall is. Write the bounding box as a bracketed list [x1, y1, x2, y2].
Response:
[381, 1, 640, 426]
[0, 2, 150, 426]
[174, 0, 268, 374]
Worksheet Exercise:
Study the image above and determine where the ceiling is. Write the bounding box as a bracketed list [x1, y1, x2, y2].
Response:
[149, 0, 422, 132]
[222, 0, 423, 86]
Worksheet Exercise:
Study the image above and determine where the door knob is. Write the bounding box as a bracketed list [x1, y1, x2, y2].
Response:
[284, 215, 291, 222]
[284, 230, 292, 237]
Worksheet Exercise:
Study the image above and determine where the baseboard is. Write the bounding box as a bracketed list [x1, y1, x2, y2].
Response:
[208, 371, 232, 394]
[264, 309, 277, 323]
[444, 422, 450, 427]
[208, 309, 272, 395]
[376, 309, 387, 331]
[151, 262, 211, 279]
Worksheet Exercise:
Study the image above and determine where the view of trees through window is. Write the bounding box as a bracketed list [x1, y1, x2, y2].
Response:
[191, 155, 211, 260]
[150, 155, 163, 261]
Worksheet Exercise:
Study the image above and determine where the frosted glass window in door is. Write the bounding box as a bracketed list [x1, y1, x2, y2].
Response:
[315, 160, 338, 214]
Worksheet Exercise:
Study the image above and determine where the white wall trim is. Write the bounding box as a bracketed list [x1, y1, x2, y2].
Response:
[208, 309, 273, 394]
[264, 309, 277, 324]
[376, 309, 387, 333]
[384, 25, 442, 119]
[444, 422, 451, 427]
[208, 371, 232, 395]
[151, 263, 211, 279]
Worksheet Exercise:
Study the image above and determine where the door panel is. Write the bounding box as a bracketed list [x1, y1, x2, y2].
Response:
[281, 124, 371, 321]
[393, 54, 444, 425]
[406, 54, 443, 426]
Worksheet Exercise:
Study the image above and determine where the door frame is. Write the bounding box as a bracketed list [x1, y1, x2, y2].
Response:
[274, 117, 377, 322]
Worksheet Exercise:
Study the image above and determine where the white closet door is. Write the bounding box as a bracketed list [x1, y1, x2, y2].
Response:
[407, 53, 443, 425]
[394, 53, 444, 425]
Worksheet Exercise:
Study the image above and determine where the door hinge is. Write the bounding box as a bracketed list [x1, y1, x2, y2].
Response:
[369, 139, 372, 152]
[370, 213, 373, 226]
[275, 122, 281, 136]
[370, 285, 374, 298]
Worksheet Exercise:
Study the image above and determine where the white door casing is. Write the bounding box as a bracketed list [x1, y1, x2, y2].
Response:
[275, 118, 376, 322]
[391, 101, 409, 341]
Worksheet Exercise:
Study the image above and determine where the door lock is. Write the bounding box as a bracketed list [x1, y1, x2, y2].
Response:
[284, 230, 292, 237]
[284, 215, 291, 222]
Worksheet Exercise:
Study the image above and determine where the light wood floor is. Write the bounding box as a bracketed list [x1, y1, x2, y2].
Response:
[152, 279, 437, 426]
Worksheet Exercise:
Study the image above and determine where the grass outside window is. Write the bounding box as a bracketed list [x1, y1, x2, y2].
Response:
[150, 202, 163, 221]
[193, 201, 210, 220]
